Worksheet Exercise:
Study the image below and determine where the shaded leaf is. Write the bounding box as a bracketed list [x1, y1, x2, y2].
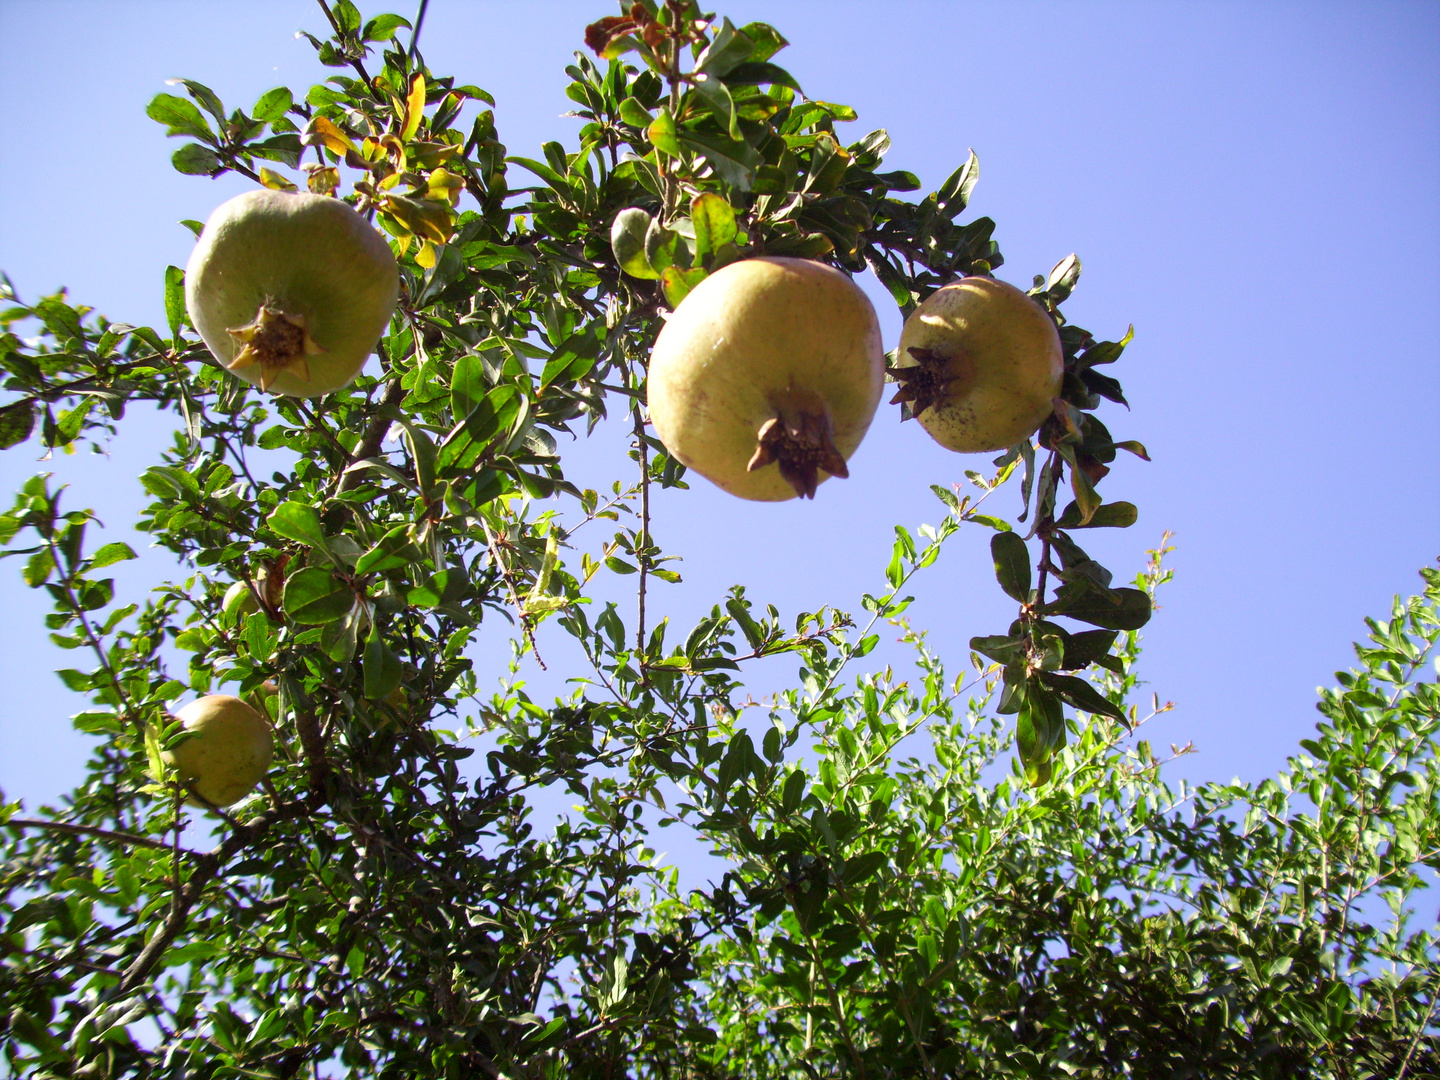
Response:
[282, 567, 354, 624]
[1044, 581, 1152, 631]
[268, 502, 330, 551]
[691, 193, 737, 262]
[0, 401, 35, 450]
[171, 143, 220, 175]
[1041, 672, 1127, 720]
[611, 208, 658, 279]
[1055, 500, 1138, 530]
[991, 532, 1031, 603]
[661, 266, 708, 308]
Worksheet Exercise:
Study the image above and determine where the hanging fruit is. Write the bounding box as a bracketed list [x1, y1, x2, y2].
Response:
[185, 190, 398, 396]
[647, 257, 885, 501]
[890, 276, 1063, 452]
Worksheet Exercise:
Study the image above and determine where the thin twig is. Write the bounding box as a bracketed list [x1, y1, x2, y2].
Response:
[408, 0, 430, 60]
[4, 817, 186, 854]
[1397, 977, 1440, 1079]
[480, 514, 546, 670]
[313, 0, 382, 101]
[116, 795, 317, 996]
[632, 399, 651, 674]
[335, 379, 407, 496]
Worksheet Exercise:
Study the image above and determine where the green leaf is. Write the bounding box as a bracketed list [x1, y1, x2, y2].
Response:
[267, 502, 329, 552]
[935, 149, 979, 218]
[1041, 673, 1126, 721]
[179, 219, 204, 238]
[991, 532, 1031, 603]
[970, 634, 1027, 665]
[645, 219, 681, 274]
[661, 266, 708, 308]
[676, 130, 762, 190]
[450, 353, 489, 424]
[251, 86, 293, 123]
[146, 93, 214, 142]
[333, 0, 362, 32]
[89, 542, 137, 570]
[23, 548, 54, 587]
[605, 556, 638, 575]
[507, 156, 570, 194]
[363, 625, 404, 699]
[354, 524, 424, 575]
[282, 567, 354, 624]
[362, 13, 411, 41]
[611, 208, 658, 279]
[617, 97, 653, 128]
[691, 73, 740, 140]
[163, 265, 186, 342]
[1055, 500, 1138, 530]
[0, 400, 35, 450]
[690, 193, 737, 262]
[1067, 457, 1101, 527]
[648, 109, 681, 157]
[166, 78, 226, 123]
[1017, 685, 1065, 765]
[1044, 582, 1152, 631]
[725, 597, 764, 649]
[723, 61, 802, 92]
[1058, 628, 1119, 671]
[695, 18, 755, 78]
[171, 143, 220, 176]
[1078, 325, 1134, 368]
[737, 22, 788, 62]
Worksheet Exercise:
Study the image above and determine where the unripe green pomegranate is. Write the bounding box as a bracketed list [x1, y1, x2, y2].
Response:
[221, 580, 259, 619]
[647, 257, 884, 501]
[891, 276, 1062, 452]
[185, 190, 398, 397]
[162, 694, 273, 808]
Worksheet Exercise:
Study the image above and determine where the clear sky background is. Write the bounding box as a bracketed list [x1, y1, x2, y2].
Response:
[1, 0, 1437, 836]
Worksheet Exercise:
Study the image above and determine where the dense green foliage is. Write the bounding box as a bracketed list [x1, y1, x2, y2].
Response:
[1, 3, 1436, 1077]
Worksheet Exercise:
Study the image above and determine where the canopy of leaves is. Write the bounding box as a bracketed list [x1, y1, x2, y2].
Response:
[0, 3, 1435, 1078]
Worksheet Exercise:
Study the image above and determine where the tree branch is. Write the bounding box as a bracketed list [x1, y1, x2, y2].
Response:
[5, 817, 189, 854]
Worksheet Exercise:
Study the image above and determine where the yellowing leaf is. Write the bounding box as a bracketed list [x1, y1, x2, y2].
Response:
[258, 168, 297, 192]
[383, 193, 453, 244]
[301, 115, 358, 157]
[401, 73, 426, 142]
[305, 165, 341, 195]
[426, 168, 465, 207]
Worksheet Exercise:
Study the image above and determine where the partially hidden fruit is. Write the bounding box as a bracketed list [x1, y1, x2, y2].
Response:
[185, 190, 398, 397]
[221, 580, 259, 620]
[162, 694, 273, 808]
[890, 276, 1063, 452]
[647, 256, 884, 501]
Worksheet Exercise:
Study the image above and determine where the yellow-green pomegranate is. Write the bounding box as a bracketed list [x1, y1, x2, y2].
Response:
[185, 190, 398, 396]
[162, 694, 273, 808]
[891, 276, 1062, 452]
[647, 257, 884, 501]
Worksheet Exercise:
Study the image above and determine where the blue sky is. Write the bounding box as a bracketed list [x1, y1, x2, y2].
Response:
[1, 0, 1437, 818]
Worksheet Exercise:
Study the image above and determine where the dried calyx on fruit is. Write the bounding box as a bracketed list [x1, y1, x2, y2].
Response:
[890, 275, 1062, 453]
[185, 190, 399, 397]
[647, 257, 885, 501]
[161, 694, 274, 808]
